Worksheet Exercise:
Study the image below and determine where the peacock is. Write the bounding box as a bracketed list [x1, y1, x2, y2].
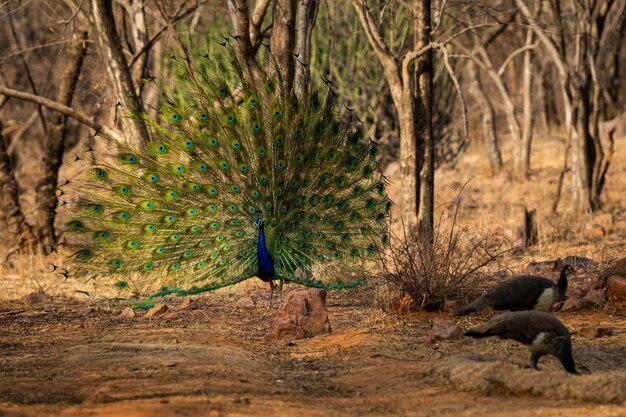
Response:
[61, 48, 391, 308]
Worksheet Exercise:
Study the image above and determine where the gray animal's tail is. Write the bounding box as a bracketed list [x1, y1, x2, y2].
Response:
[463, 328, 492, 338]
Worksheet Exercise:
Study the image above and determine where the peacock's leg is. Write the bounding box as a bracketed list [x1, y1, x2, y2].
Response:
[279, 278, 284, 306]
[269, 279, 276, 309]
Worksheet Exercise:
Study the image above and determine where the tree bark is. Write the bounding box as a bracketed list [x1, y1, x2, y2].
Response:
[467, 60, 502, 170]
[34, 31, 88, 248]
[294, 0, 320, 100]
[515, 0, 625, 213]
[519, 29, 534, 178]
[0, 121, 32, 260]
[91, 0, 148, 147]
[127, 0, 150, 94]
[352, 0, 428, 227]
[413, 0, 434, 238]
[270, 0, 297, 95]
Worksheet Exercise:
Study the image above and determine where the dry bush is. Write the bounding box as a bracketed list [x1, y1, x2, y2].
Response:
[380, 195, 514, 311]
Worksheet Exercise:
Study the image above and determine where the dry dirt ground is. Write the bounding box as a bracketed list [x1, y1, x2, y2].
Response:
[1, 285, 625, 417]
[2, 133, 626, 416]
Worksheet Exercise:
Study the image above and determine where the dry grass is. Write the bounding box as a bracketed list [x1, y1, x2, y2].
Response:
[378, 191, 514, 311]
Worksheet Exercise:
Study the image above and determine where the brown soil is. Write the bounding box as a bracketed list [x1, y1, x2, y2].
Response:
[1, 289, 625, 417]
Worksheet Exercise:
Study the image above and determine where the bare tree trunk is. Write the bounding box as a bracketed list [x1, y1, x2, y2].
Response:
[516, 0, 625, 213]
[91, 0, 148, 147]
[352, 0, 430, 227]
[571, 71, 595, 212]
[467, 60, 502, 170]
[519, 29, 534, 178]
[0, 121, 33, 260]
[127, 0, 150, 95]
[270, 0, 297, 95]
[476, 46, 524, 179]
[294, 0, 320, 100]
[397, 95, 419, 221]
[227, 0, 270, 82]
[414, 0, 434, 238]
[34, 31, 88, 248]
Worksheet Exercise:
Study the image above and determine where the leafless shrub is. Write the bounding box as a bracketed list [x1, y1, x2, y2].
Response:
[380, 191, 515, 311]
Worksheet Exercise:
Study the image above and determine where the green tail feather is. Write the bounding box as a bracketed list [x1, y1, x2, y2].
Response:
[62, 46, 391, 302]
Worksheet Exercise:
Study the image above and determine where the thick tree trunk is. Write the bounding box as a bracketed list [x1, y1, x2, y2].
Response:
[0, 122, 33, 260]
[293, 0, 320, 100]
[397, 95, 419, 222]
[34, 32, 88, 248]
[467, 61, 502, 170]
[91, 0, 148, 147]
[270, 0, 297, 95]
[413, 0, 434, 238]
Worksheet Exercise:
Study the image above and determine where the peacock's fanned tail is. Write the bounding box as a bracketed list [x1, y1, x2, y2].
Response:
[62, 48, 391, 302]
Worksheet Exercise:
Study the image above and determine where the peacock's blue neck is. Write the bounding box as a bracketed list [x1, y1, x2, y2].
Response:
[257, 224, 274, 282]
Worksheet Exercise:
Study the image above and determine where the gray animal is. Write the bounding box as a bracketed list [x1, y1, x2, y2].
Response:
[464, 311, 579, 374]
[454, 265, 574, 316]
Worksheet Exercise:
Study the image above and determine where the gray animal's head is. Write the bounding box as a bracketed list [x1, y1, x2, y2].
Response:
[552, 336, 580, 375]
[562, 264, 576, 276]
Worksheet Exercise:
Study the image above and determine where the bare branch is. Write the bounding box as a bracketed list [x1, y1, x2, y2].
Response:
[352, 0, 393, 59]
[250, 0, 272, 45]
[496, 41, 539, 77]
[0, 39, 93, 62]
[58, 0, 85, 24]
[440, 46, 468, 143]
[7, 12, 48, 136]
[128, 3, 198, 68]
[402, 23, 494, 78]
[0, 85, 124, 142]
[515, 0, 567, 79]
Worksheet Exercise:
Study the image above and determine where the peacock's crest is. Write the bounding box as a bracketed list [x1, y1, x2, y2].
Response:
[62, 47, 391, 303]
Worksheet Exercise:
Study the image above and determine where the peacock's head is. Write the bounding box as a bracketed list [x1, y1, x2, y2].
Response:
[255, 217, 264, 228]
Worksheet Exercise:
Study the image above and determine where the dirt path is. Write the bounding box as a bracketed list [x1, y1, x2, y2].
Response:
[1, 294, 625, 417]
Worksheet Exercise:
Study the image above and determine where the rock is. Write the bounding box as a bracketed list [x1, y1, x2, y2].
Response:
[80, 307, 97, 315]
[235, 296, 256, 308]
[265, 288, 331, 340]
[559, 297, 592, 312]
[144, 304, 169, 318]
[179, 298, 200, 310]
[606, 276, 626, 303]
[585, 275, 607, 291]
[118, 307, 136, 318]
[583, 288, 606, 304]
[161, 311, 179, 320]
[578, 326, 613, 338]
[583, 223, 606, 240]
[21, 291, 51, 304]
[427, 319, 462, 344]
[600, 258, 626, 280]
[566, 281, 587, 299]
